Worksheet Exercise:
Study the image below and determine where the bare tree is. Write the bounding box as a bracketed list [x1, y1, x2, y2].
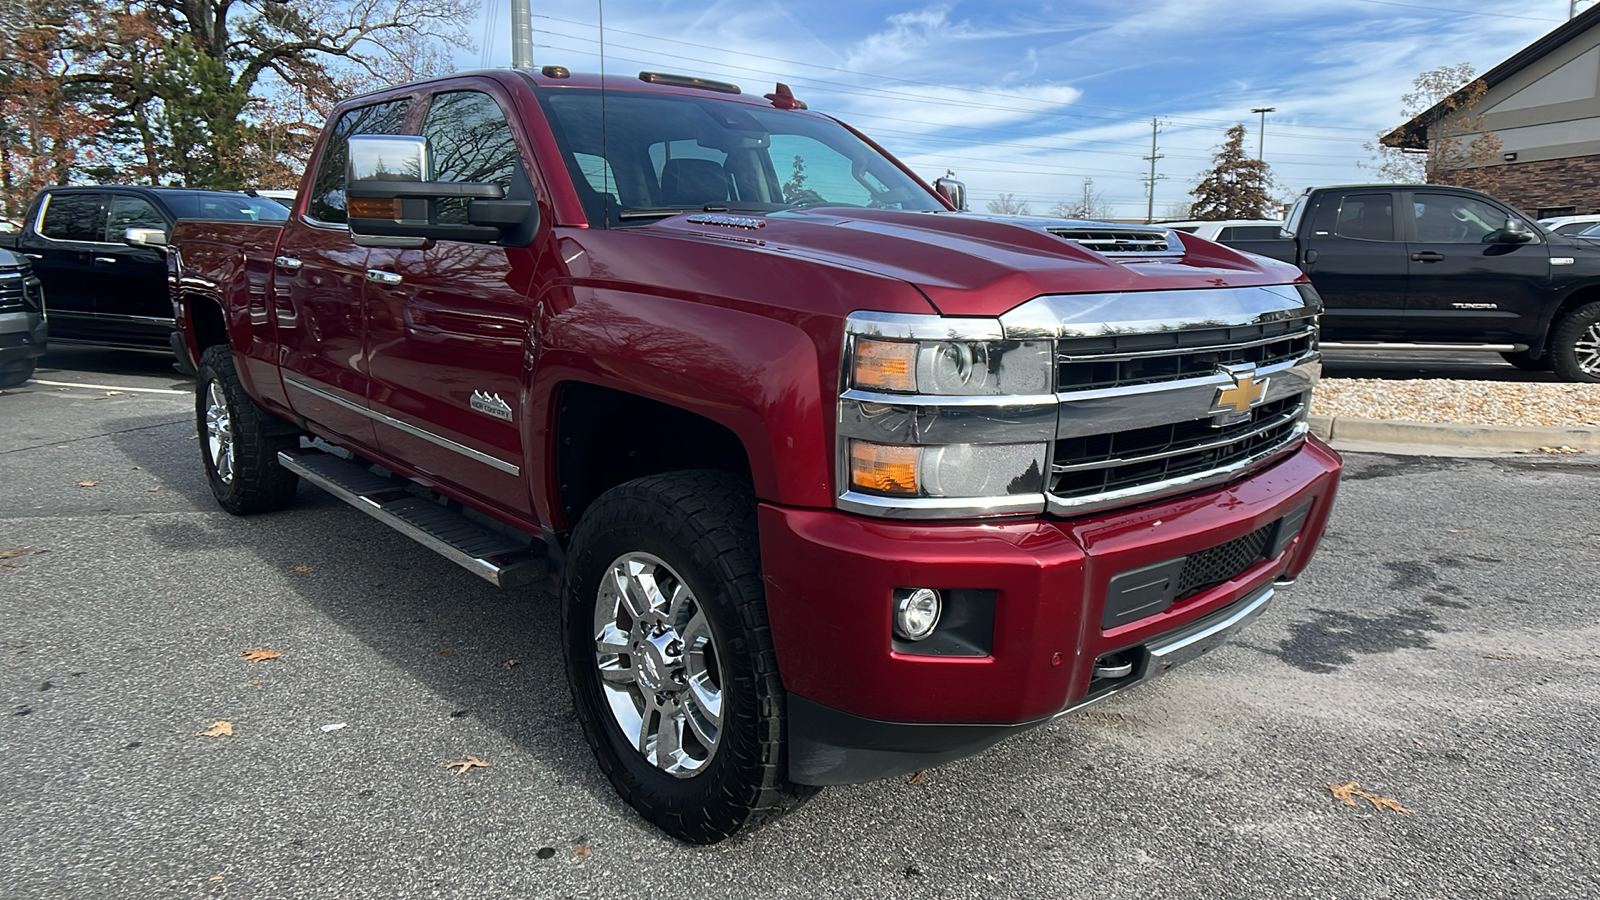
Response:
[1369, 63, 1503, 192]
[1049, 178, 1112, 220]
[985, 192, 1031, 215]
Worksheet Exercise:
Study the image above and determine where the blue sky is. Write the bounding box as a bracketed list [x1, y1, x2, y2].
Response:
[457, 1, 1584, 218]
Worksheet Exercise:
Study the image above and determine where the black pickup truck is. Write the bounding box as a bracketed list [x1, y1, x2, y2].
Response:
[1232, 184, 1600, 381]
[0, 186, 287, 359]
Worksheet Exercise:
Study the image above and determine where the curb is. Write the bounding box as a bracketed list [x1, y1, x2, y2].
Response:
[1307, 414, 1600, 453]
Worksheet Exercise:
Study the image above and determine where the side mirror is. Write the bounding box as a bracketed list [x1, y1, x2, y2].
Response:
[124, 227, 168, 248]
[345, 135, 537, 245]
[933, 176, 967, 212]
[1496, 216, 1535, 244]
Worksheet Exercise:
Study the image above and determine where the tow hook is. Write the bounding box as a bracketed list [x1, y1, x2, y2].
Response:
[1092, 653, 1134, 679]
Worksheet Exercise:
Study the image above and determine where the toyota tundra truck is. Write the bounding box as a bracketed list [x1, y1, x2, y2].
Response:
[167, 67, 1342, 843]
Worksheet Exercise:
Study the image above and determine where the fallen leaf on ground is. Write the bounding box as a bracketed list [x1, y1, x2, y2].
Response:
[208, 875, 224, 883]
[290, 564, 313, 574]
[907, 769, 928, 785]
[1446, 528, 1472, 534]
[435, 648, 455, 657]
[242, 649, 281, 663]
[571, 845, 592, 859]
[1483, 653, 1519, 660]
[147, 485, 162, 492]
[443, 756, 489, 775]
[199, 721, 234, 737]
[1327, 781, 1409, 814]
[76, 481, 99, 487]
[0, 547, 32, 560]
[503, 659, 519, 670]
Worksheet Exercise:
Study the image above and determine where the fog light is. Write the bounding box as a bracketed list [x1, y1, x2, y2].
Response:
[894, 588, 942, 641]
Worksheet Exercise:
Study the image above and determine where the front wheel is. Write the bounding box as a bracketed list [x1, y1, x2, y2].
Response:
[0, 359, 35, 389]
[561, 471, 814, 843]
[195, 345, 301, 514]
[1550, 301, 1600, 383]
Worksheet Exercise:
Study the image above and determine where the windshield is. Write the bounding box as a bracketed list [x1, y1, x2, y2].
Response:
[162, 192, 290, 223]
[536, 88, 943, 226]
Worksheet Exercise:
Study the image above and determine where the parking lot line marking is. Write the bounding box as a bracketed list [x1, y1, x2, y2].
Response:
[30, 379, 188, 396]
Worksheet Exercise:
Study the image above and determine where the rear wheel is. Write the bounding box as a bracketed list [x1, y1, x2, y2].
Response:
[1550, 301, 1600, 383]
[1499, 350, 1553, 372]
[561, 471, 814, 843]
[0, 359, 34, 389]
[196, 345, 301, 514]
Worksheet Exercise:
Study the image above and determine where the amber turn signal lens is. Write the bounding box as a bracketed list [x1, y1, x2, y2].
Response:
[853, 339, 917, 393]
[850, 441, 920, 495]
[348, 197, 402, 219]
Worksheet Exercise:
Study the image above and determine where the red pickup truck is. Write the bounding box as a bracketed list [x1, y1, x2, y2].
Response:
[167, 67, 1342, 842]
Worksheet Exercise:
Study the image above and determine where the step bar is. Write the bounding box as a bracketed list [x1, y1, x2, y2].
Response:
[278, 447, 548, 589]
[1320, 342, 1527, 353]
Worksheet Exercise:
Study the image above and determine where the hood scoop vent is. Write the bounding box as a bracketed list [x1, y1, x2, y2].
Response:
[1046, 226, 1184, 262]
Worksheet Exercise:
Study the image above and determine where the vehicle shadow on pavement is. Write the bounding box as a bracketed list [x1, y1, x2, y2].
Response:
[104, 418, 646, 828]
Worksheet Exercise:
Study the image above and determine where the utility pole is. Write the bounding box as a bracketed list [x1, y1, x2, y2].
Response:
[510, 0, 534, 69]
[1142, 118, 1165, 224]
[1251, 107, 1276, 161]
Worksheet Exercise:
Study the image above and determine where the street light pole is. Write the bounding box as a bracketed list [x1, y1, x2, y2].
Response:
[510, 0, 534, 69]
[1251, 107, 1276, 161]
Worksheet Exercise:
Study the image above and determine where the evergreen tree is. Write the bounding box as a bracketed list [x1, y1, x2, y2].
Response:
[1188, 124, 1276, 220]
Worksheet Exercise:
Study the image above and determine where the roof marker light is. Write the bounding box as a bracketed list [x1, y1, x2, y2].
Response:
[638, 72, 741, 94]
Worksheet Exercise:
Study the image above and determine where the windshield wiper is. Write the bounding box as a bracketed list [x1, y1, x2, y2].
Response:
[618, 204, 731, 221]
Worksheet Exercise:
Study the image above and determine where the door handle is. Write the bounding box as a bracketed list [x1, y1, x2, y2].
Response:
[365, 269, 403, 286]
[93, 256, 117, 264]
[1410, 251, 1445, 262]
[274, 255, 303, 271]
[22, 252, 42, 260]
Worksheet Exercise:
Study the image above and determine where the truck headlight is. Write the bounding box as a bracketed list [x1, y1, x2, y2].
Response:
[853, 338, 1052, 396]
[850, 440, 1048, 497]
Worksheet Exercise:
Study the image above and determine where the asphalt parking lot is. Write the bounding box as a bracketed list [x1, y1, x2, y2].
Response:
[2, 348, 1598, 899]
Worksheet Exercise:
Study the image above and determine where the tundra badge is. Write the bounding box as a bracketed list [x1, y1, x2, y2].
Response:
[471, 390, 514, 422]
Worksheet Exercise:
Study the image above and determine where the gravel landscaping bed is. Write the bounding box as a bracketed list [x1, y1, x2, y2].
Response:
[1312, 378, 1600, 427]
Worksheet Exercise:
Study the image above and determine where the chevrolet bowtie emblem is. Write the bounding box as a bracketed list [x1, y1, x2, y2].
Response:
[1212, 365, 1269, 417]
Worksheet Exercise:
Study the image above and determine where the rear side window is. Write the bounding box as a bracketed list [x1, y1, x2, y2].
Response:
[106, 196, 166, 241]
[420, 91, 521, 225]
[308, 99, 412, 224]
[39, 193, 107, 242]
[1220, 225, 1283, 241]
[1333, 193, 1395, 241]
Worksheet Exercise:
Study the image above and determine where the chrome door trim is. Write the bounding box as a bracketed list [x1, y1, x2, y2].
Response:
[45, 311, 176, 327]
[283, 374, 521, 476]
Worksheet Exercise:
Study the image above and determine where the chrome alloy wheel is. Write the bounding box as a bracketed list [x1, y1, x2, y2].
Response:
[204, 381, 235, 485]
[593, 552, 724, 776]
[1577, 321, 1600, 375]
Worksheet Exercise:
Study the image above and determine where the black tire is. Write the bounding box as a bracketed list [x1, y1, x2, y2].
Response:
[0, 359, 35, 389]
[195, 345, 301, 514]
[1550, 301, 1600, 383]
[561, 470, 814, 843]
[1499, 350, 1553, 372]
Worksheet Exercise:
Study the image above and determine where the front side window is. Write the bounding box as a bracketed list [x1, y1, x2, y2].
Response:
[39, 193, 107, 242]
[1412, 192, 1517, 243]
[420, 91, 521, 225]
[1333, 193, 1395, 242]
[308, 99, 412, 224]
[106, 196, 166, 241]
[538, 88, 943, 226]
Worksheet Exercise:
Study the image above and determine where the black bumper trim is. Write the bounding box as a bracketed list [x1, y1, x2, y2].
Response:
[787, 695, 1037, 786]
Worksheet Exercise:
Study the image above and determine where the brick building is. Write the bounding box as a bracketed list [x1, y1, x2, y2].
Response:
[1384, 5, 1600, 217]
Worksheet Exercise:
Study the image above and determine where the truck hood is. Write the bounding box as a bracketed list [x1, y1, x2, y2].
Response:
[648, 208, 1303, 317]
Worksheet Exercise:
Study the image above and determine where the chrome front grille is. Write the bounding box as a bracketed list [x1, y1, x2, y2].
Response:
[1051, 393, 1308, 502]
[1046, 227, 1176, 257]
[1057, 318, 1317, 391]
